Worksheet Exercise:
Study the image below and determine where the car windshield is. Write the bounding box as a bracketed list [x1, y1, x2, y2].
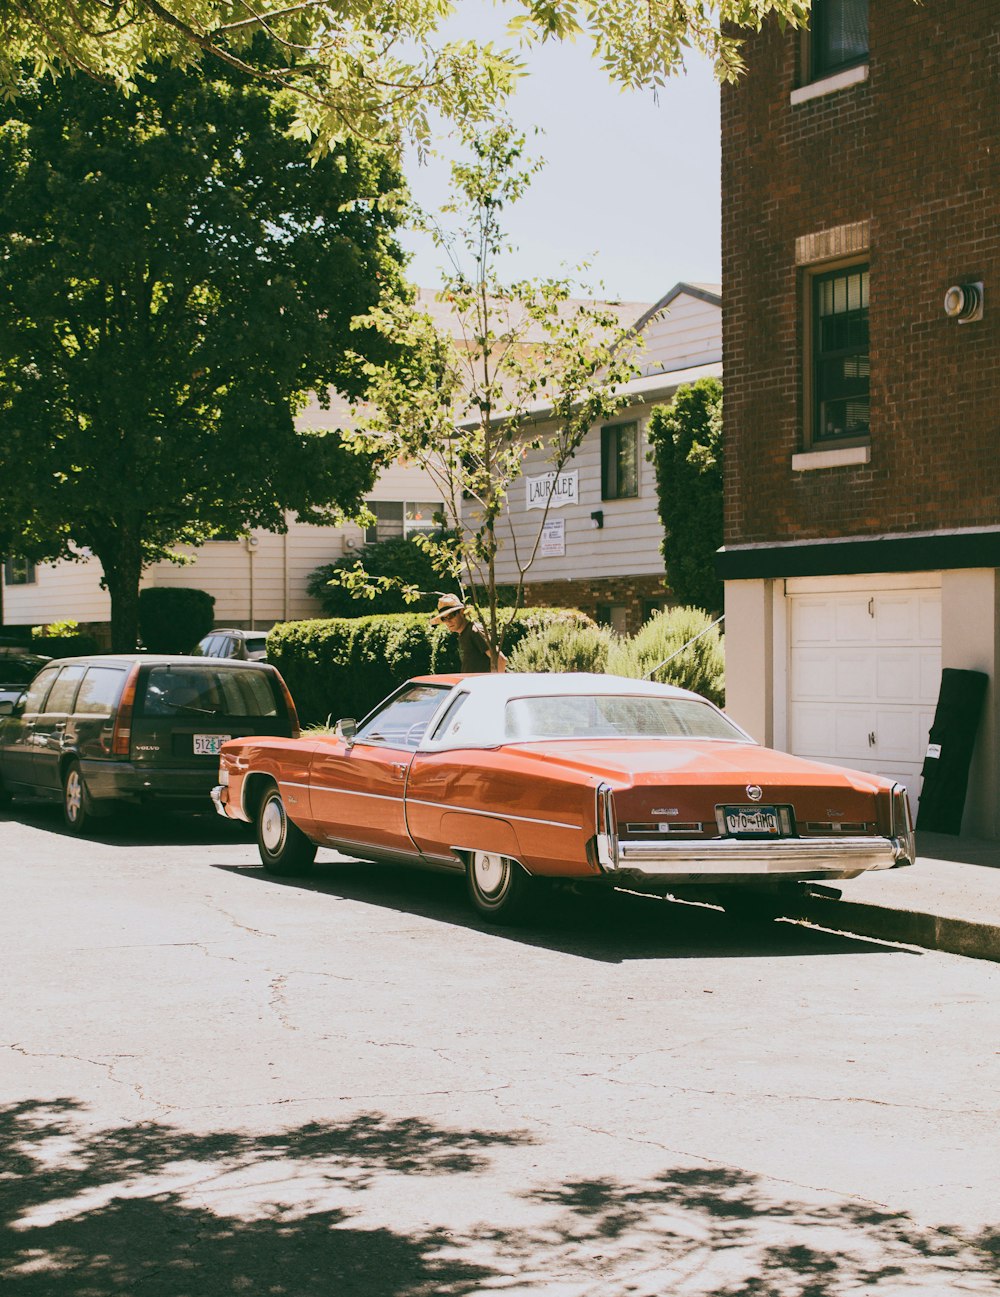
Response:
[504, 694, 746, 742]
[355, 683, 449, 749]
[141, 666, 280, 718]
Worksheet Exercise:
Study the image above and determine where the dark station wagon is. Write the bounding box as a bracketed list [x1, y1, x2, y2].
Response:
[0, 654, 299, 832]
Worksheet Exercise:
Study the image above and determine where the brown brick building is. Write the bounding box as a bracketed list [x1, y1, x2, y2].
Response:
[717, 0, 1000, 835]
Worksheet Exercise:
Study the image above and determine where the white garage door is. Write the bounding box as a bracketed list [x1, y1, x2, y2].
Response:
[788, 586, 941, 804]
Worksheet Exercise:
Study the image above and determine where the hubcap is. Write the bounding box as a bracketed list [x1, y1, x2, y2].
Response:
[65, 771, 81, 821]
[473, 852, 508, 898]
[261, 796, 286, 853]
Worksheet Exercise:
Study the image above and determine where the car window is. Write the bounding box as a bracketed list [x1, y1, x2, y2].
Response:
[356, 684, 450, 749]
[504, 694, 747, 742]
[140, 665, 280, 718]
[42, 665, 87, 714]
[22, 667, 60, 714]
[244, 636, 268, 656]
[428, 691, 470, 741]
[76, 666, 126, 716]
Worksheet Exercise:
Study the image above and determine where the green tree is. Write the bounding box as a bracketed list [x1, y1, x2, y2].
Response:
[345, 122, 641, 667]
[647, 377, 724, 614]
[306, 534, 448, 617]
[0, 2, 811, 155]
[0, 54, 407, 650]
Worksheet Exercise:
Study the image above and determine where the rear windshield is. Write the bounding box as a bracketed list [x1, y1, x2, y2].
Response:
[504, 694, 746, 742]
[140, 666, 281, 719]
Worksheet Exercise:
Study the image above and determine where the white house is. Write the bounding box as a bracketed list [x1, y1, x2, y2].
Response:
[3, 283, 721, 643]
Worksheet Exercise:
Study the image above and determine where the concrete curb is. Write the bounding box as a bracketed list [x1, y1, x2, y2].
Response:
[790, 897, 1000, 963]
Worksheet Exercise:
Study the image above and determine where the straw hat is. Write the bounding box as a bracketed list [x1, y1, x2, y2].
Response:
[430, 593, 467, 625]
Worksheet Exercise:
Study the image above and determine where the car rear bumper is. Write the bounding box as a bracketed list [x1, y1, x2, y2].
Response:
[597, 833, 909, 883]
[82, 761, 217, 806]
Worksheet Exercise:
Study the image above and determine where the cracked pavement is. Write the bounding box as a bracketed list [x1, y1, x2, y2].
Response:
[2, 803, 999, 1295]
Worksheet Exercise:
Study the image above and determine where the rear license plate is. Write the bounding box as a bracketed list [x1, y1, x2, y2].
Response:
[193, 734, 231, 756]
[723, 805, 780, 837]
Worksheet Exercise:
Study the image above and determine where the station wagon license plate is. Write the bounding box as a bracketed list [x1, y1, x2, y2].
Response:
[722, 804, 780, 837]
[193, 734, 231, 756]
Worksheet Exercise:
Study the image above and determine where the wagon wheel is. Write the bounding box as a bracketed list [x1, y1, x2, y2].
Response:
[256, 782, 317, 876]
[62, 760, 95, 835]
[466, 851, 533, 924]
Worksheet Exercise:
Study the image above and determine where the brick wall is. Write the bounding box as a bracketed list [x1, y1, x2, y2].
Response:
[722, 0, 1000, 547]
[521, 575, 672, 634]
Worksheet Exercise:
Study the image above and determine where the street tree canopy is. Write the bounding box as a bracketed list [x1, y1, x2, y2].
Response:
[0, 2, 811, 154]
[0, 52, 408, 650]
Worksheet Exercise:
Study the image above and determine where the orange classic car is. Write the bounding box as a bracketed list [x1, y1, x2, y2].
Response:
[212, 673, 915, 923]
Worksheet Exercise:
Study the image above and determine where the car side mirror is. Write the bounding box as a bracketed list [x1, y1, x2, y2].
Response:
[0, 699, 13, 717]
[335, 718, 357, 748]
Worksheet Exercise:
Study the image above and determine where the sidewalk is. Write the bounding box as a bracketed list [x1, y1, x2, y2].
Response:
[789, 831, 1000, 962]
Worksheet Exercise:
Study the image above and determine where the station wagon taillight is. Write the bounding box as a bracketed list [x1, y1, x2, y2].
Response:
[275, 672, 300, 739]
[110, 664, 140, 757]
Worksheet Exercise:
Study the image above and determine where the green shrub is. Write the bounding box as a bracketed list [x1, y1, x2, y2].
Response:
[268, 606, 592, 725]
[30, 633, 101, 658]
[608, 606, 725, 706]
[306, 535, 448, 617]
[138, 587, 216, 653]
[508, 621, 615, 674]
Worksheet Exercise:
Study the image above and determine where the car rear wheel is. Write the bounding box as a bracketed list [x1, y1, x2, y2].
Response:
[257, 783, 316, 876]
[466, 851, 533, 924]
[63, 761, 95, 835]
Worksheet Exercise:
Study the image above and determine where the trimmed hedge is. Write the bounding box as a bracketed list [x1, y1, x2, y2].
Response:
[138, 587, 216, 653]
[267, 607, 592, 725]
[30, 634, 101, 659]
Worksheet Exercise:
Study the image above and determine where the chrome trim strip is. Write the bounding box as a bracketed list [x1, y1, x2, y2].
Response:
[404, 797, 580, 832]
[614, 835, 901, 878]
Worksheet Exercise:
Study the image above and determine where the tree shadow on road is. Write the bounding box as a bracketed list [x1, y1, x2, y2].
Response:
[217, 856, 920, 965]
[2, 1099, 995, 1296]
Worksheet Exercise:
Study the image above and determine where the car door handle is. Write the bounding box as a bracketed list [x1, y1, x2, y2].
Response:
[392, 762, 408, 780]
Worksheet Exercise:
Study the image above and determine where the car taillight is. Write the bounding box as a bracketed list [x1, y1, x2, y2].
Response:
[275, 671, 300, 739]
[111, 664, 140, 757]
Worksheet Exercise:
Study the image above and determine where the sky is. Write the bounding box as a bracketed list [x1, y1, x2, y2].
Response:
[398, 12, 722, 307]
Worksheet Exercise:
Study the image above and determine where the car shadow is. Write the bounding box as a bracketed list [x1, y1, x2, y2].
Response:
[0, 801, 255, 847]
[215, 854, 918, 965]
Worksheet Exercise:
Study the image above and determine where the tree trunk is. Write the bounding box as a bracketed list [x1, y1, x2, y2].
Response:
[96, 522, 145, 653]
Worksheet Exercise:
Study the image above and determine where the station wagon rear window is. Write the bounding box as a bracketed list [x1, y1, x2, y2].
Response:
[504, 694, 746, 742]
[140, 666, 280, 719]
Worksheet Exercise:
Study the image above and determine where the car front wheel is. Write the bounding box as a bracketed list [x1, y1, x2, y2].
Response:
[466, 851, 533, 924]
[257, 783, 317, 876]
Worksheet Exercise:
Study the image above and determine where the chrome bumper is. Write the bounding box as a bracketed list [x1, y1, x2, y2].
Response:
[597, 833, 909, 881]
[210, 785, 229, 819]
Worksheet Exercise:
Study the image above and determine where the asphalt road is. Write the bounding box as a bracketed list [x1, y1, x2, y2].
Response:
[2, 803, 999, 1296]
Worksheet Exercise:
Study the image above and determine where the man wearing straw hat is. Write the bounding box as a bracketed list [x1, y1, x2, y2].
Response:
[430, 593, 507, 673]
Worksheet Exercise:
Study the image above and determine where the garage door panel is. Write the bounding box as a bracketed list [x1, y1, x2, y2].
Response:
[788, 586, 941, 800]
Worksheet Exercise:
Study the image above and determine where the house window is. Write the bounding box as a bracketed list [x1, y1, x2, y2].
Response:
[811, 264, 869, 443]
[365, 500, 442, 545]
[3, 557, 36, 585]
[810, 0, 868, 80]
[601, 422, 639, 500]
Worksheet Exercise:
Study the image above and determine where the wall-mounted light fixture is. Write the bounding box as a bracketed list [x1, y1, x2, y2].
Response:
[944, 281, 984, 324]
[590, 510, 604, 530]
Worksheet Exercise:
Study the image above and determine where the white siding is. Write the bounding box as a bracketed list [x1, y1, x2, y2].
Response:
[640, 294, 722, 375]
[3, 556, 110, 625]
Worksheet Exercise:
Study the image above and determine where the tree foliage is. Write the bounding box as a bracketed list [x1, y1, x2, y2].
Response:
[306, 534, 448, 617]
[608, 606, 725, 707]
[0, 53, 408, 649]
[647, 377, 724, 614]
[344, 121, 642, 666]
[0, 2, 812, 155]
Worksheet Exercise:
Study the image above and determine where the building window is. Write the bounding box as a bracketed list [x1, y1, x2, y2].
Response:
[810, 0, 868, 80]
[810, 264, 869, 443]
[365, 500, 442, 545]
[601, 422, 639, 500]
[3, 557, 36, 585]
